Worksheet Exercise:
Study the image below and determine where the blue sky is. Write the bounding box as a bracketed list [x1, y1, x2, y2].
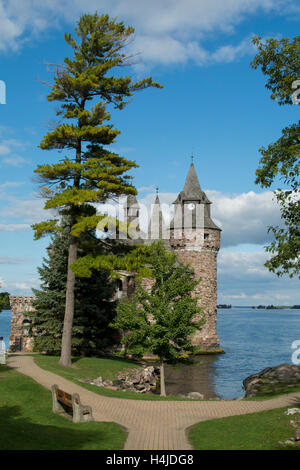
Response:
[0, 0, 299, 305]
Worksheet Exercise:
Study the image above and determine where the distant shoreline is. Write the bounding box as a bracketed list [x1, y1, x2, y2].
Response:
[218, 305, 300, 310]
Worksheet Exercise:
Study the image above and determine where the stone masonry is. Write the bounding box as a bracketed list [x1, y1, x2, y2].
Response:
[9, 296, 35, 352]
[171, 228, 220, 349]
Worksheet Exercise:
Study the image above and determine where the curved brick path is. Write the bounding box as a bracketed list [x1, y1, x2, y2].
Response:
[6, 354, 300, 450]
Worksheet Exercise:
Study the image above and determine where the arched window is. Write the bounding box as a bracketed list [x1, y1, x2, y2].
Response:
[116, 279, 124, 300]
[22, 319, 32, 336]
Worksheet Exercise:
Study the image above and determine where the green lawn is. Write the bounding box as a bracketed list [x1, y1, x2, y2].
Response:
[189, 406, 300, 450]
[0, 364, 126, 450]
[34, 354, 140, 381]
[33, 354, 196, 401]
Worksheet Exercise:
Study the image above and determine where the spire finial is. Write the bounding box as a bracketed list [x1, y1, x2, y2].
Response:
[156, 186, 159, 195]
[191, 152, 194, 164]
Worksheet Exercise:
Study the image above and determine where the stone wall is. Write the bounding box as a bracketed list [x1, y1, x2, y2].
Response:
[170, 228, 221, 349]
[9, 296, 35, 352]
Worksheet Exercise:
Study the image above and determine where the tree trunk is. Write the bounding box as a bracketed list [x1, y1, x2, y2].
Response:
[59, 235, 78, 367]
[160, 360, 166, 397]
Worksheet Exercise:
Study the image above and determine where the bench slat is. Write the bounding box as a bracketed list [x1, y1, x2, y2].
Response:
[56, 389, 72, 406]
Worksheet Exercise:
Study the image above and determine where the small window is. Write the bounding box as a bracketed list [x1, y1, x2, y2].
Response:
[128, 208, 138, 217]
[204, 233, 209, 240]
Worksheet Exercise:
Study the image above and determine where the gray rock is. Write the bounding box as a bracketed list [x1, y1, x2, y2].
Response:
[83, 365, 161, 394]
[103, 379, 113, 387]
[93, 376, 104, 386]
[186, 392, 204, 400]
[294, 427, 300, 441]
[243, 364, 300, 398]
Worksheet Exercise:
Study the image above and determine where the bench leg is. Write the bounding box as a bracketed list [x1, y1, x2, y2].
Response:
[72, 393, 93, 423]
[72, 400, 82, 423]
[83, 406, 93, 422]
[51, 384, 65, 414]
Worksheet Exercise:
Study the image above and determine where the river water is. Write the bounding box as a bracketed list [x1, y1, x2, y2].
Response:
[1, 307, 299, 398]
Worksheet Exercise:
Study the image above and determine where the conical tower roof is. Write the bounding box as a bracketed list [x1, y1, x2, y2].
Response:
[171, 162, 220, 231]
[148, 193, 166, 240]
[173, 163, 211, 204]
[124, 194, 139, 207]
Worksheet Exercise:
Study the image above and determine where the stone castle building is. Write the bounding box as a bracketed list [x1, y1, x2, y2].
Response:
[123, 162, 221, 350]
[9, 163, 221, 352]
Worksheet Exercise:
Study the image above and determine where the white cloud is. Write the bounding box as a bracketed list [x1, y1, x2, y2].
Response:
[206, 190, 282, 247]
[0, 137, 29, 167]
[210, 35, 256, 63]
[0, 0, 296, 66]
[0, 257, 32, 264]
[2, 155, 29, 167]
[0, 193, 58, 230]
[13, 282, 31, 290]
[0, 181, 24, 190]
[219, 250, 271, 279]
[97, 188, 282, 247]
[217, 249, 300, 305]
[131, 34, 209, 66]
[37, 184, 283, 248]
[0, 139, 23, 156]
[127, 189, 281, 247]
[138, 185, 156, 193]
[0, 223, 30, 232]
[7, 278, 40, 292]
[0, 198, 52, 223]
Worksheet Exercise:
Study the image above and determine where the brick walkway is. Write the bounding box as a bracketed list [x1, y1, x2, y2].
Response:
[6, 354, 300, 450]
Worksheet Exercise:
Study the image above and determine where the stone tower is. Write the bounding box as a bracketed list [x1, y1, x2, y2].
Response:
[124, 194, 140, 237]
[148, 190, 167, 241]
[169, 163, 221, 350]
[9, 296, 35, 352]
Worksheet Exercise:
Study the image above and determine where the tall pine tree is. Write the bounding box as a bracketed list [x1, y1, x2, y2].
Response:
[32, 13, 162, 366]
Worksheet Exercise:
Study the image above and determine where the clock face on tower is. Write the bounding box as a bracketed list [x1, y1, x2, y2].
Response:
[187, 203, 195, 210]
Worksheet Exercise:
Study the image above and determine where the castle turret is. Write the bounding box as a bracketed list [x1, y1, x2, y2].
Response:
[147, 190, 167, 241]
[124, 194, 140, 239]
[169, 163, 221, 350]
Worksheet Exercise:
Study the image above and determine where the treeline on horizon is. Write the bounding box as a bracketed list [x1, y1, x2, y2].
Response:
[252, 305, 300, 310]
[217, 304, 300, 310]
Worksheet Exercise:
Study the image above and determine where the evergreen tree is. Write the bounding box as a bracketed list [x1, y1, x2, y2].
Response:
[0, 292, 9, 313]
[32, 13, 162, 366]
[29, 225, 117, 355]
[110, 243, 204, 397]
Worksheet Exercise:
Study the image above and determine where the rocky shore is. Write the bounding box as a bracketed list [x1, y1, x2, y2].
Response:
[81, 366, 160, 394]
[243, 363, 300, 397]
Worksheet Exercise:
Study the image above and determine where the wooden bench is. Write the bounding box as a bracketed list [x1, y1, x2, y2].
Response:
[51, 384, 93, 423]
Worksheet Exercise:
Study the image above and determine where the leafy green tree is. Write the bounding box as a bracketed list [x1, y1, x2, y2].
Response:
[251, 36, 300, 105]
[251, 35, 300, 278]
[32, 13, 162, 366]
[28, 225, 117, 355]
[110, 243, 204, 397]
